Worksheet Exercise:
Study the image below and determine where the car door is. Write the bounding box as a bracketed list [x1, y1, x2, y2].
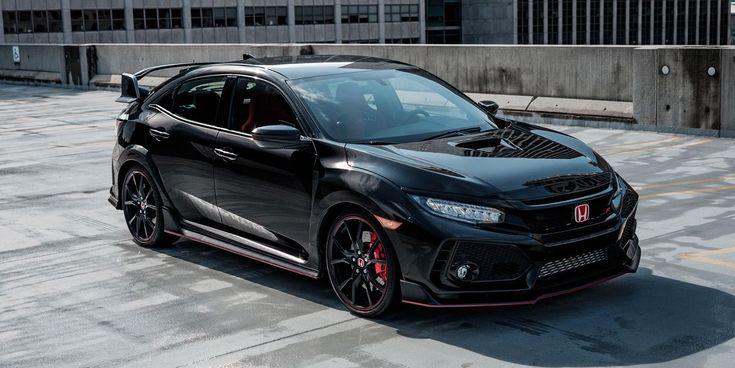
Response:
[213, 76, 317, 259]
[144, 75, 231, 228]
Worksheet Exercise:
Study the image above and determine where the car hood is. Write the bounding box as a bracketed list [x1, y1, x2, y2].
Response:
[345, 123, 612, 201]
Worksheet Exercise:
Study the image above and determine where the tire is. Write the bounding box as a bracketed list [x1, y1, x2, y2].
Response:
[121, 165, 177, 247]
[325, 209, 401, 317]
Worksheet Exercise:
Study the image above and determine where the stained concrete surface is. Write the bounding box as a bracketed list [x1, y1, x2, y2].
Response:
[0, 84, 734, 368]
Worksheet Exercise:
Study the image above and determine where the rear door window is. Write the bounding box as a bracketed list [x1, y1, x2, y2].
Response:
[171, 76, 228, 126]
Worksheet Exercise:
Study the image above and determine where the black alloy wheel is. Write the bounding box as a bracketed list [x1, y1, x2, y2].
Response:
[122, 166, 175, 247]
[326, 212, 399, 317]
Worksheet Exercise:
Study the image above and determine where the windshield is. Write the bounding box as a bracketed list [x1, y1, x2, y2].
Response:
[289, 69, 496, 144]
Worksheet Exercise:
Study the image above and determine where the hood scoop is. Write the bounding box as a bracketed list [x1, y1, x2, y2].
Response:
[450, 127, 583, 159]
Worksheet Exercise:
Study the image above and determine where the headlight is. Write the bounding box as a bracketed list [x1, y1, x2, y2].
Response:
[412, 196, 505, 224]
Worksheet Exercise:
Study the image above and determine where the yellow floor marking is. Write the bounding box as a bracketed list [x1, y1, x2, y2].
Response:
[639, 185, 735, 199]
[636, 176, 735, 191]
[599, 138, 713, 156]
[677, 246, 735, 269]
[593, 136, 682, 150]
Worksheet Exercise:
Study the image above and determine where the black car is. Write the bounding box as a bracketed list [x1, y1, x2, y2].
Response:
[109, 55, 640, 317]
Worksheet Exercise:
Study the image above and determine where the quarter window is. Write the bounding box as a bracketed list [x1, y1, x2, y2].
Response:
[172, 77, 228, 126]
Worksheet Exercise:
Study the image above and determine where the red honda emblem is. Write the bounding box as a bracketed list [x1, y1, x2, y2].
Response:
[356, 258, 366, 268]
[574, 203, 590, 223]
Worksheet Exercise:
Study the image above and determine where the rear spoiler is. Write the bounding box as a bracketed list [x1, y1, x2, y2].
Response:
[115, 62, 217, 103]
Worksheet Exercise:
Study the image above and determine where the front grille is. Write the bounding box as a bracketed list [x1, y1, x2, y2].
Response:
[526, 172, 612, 195]
[539, 248, 608, 278]
[449, 242, 531, 282]
[520, 193, 614, 234]
[621, 190, 638, 217]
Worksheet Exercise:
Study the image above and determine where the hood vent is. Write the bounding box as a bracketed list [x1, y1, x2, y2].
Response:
[452, 127, 583, 159]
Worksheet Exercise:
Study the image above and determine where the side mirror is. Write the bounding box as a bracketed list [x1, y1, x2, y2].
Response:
[251, 124, 304, 149]
[478, 100, 500, 115]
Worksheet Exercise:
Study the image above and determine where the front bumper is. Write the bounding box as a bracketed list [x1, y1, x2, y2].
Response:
[400, 235, 640, 307]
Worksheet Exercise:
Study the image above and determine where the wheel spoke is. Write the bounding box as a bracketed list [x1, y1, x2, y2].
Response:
[145, 218, 155, 231]
[368, 277, 385, 292]
[338, 275, 354, 291]
[367, 258, 386, 266]
[341, 222, 354, 246]
[332, 239, 354, 258]
[350, 275, 362, 305]
[135, 215, 143, 238]
[330, 258, 350, 266]
[141, 218, 149, 238]
[354, 221, 363, 249]
[123, 200, 136, 207]
[363, 278, 373, 306]
[366, 239, 381, 255]
[127, 212, 138, 225]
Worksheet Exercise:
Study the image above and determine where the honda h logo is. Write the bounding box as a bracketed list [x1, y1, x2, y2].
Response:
[574, 203, 590, 223]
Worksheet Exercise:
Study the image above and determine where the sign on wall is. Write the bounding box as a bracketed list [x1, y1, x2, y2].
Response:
[12, 46, 20, 64]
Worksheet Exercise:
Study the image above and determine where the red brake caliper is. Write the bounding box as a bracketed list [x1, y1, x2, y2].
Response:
[370, 233, 387, 282]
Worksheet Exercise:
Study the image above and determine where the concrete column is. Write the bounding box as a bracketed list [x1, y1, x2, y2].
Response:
[612, 0, 617, 44]
[62, 0, 72, 44]
[237, 0, 246, 43]
[625, 0, 630, 44]
[684, 0, 689, 43]
[529, 0, 534, 43]
[695, 0, 699, 44]
[124, 0, 134, 43]
[649, 0, 653, 43]
[572, 0, 577, 44]
[335, 0, 342, 43]
[183, 0, 192, 43]
[378, 0, 385, 43]
[418, 0, 425, 43]
[599, 0, 604, 44]
[705, 0, 710, 45]
[662, 0, 666, 44]
[558, 0, 563, 44]
[586, 0, 590, 44]
[0, 1, 5, 44]
[673, 0, 677, 44]
[288, 0, 295, 43]
[715, 0, 720, 44]
[637, 0, 642, 44]
[543, 0, 548, 44]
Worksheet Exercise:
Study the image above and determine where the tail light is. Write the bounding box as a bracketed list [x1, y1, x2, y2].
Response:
[116, 112, 129, 131]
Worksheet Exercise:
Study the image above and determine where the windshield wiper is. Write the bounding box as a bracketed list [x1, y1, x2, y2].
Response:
[421, 126, 485, 141]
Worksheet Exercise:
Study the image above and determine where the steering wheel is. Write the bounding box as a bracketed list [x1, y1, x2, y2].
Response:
[403, 109, 432, 124]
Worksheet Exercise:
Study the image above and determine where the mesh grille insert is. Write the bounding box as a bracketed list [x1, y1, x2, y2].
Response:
[539, 248, 608, 278]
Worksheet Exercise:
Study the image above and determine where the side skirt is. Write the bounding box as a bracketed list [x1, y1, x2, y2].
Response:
[164, 228, 319, 279]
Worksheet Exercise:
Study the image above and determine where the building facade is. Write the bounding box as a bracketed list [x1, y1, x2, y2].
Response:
[0, 0, 730, 45]
[0, 0, 424, 44]
[513, 0, 732, 45]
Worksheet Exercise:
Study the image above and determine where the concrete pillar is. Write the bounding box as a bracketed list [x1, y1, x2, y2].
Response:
[558, 0, 563, 44]
[0, 1, 4, 45]
[543, 0, 548, 44]
[599, 0, 604, 44]
[183, 0, 192, 43]
[586, 0, 590, 44]
[705, 0, 710, 45]
[695, 0, 699, 44]
[662, 0, 666, 44]
[715, 0, 720, 44]
[612, 0, 617, 44]
[572, 0, 577, 44]
[625, 0, 630, 44]
[419, 0, 426, 43]
[684, 0, 689, 43]
[124, 0, 134, 43]
[649, 0, 654, 44]
[288, 0, 295, 43]
[336, 0, 343, 43]
[637, 0, 642, 44]
[62, 0, 72, 44]
[378, 0, 385, 43]
[237, 0, 246, 43]
[529, 0, 534, 43]
[673, 0, 677, 44]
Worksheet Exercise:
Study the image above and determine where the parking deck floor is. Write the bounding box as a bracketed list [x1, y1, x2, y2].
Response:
[1, 84, 734, 368]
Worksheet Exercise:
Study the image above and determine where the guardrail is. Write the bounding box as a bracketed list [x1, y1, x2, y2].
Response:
[0, 43, 733, 137]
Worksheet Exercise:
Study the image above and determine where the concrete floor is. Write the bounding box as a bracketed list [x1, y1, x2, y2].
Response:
[0, 84, 734, 368]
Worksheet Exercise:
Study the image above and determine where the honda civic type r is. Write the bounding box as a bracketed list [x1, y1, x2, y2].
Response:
[109, 55, 640, 317]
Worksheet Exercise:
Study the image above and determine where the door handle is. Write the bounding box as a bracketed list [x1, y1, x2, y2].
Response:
[149, 129, 170, 141]
[214, 148, 238, 161]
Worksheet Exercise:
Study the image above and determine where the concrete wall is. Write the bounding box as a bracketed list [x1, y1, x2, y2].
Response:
[0, 43, 733, 136]
[94, 43, 636, 101]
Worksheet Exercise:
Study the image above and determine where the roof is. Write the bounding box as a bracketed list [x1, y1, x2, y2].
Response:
[240, 55, 416, 80]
